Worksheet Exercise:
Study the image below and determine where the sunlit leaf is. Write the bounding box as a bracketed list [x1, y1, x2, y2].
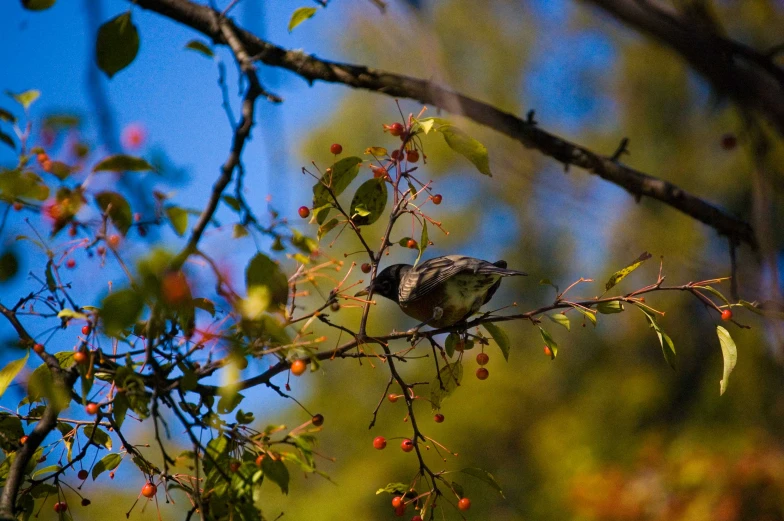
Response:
[717, 325, 737, 396]
[288, 7, 318, 32]
[376, 483, 409, 495]
[637, 305, 676, 370]
[317, 218, 340, 240]
[83, 425, 112, 449]
[0, 351, 29, 397]
[165, 206, 188, 236]
[604, 252, 652, 292]
[364, 147, 388, 156]
[6, 90, 40, 110]
[261, 456, 290, 494]
[92, 453, 122, 480]
[439, 125, 492, 176]
[246, 253, 288, 311]
[100, 289, 144, 337]
[596, 301, 624, 314]
[546, 313, 570, 331]
[312, 156, 362, 212]
[415, 221, 428, 266]
[96, 12, 139, 78]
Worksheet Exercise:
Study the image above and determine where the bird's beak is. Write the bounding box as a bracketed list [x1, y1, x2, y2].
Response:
[354, 286, 370, 297]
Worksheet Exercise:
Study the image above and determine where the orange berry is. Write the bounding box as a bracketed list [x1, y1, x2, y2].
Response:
[372, 166, 388, 179]
[458, 497, 471, 511]
[386, 122, 405, 136]
[431, 194, 442, 205]
[721, 309, 733, 321]
[82, 325, 91, 335]
[406, 239, 417, 249]
[85, 403, 99, 415]
[161, 271, 191, 306]
[255, 454, 265, 466]
[291, 359, 307, 376]
[13, 202, 22, 211]
[544, 345, 553, 357]
[19, 435, 28, 445]
[42, 160, 52, 172]
[141, 482, 157, 498]
[37, 152, 49, 164]
[33, 343, 44, 354]
[401, 439, 414, 452]
[392, 497, 404, 508]
[73, 351, 88, 364]
[373, 436, 387, 450]
[107, 234, 120, 249]
[388, 394, 398, 403]
[298, 206, 310, 219]
[53, 502, 68, 513]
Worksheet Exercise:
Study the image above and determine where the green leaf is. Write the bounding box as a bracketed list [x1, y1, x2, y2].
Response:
[364, 146, 388, 157]
[349, 178, 387, 226]
[96, 12, 139, 78]
[21, 0, 56, 10]
[92, 453, 122, 480]
[95, 191, 132, 236]
[100, 289, 144, 337]
[165, 206, 188, 236]
[113, 392, 129, 429]
[716, 325, 737, 396]
[546, 313, 570, 331]
[0, 108, 15, 122]
[460, 467, 505, 498]
[414, 221, 429, 266]
[193, 297, 216, 316]
[246, 253, 288, 311]
[93, 154, 153, 173]
[0, 250, 19, 282]
[288, 7, 318, 32]
[430, 361, 463, 410]
[573, 307, 597, 327]
[6, 90, 40, 110]
[261, 456, 290, 494]
[0, 130, 15, 151]
[57, 308, 87, 320]
[222, 195, 241, 211]
[0, 169, 49, 201]
[695, 285, 731, 306]
[83, 425, 112, 449]
[444, 332, 459, 358]
[637, 306, 676, 370]
[604, 252, 652, 292]
[184, 39, 214, 58]
[596, 301, 624, 314]
[483, 322, 511, 361]
[312, 156, 362, 211]
[413, 117, 450, 135]
[376, 483, 409, 495]
[439, 125, 492, 176]
[45, 261, 56, 292]
[739, 299, 784, 320]
[290, 230, 318, 254]
[0, 351, 29, 397]
[538, 327, 558, 359]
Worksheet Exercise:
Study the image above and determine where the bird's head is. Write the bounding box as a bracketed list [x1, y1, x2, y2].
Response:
[354, 264, 411, 303]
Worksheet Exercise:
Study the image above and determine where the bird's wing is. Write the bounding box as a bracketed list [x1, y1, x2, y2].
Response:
[399, 255, 515, 303]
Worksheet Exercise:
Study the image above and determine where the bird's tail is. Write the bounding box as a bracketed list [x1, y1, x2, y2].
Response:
[489, 260, 527, 277]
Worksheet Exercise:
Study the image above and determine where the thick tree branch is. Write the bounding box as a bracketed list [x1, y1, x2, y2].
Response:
[131, 0, 757, 250]
[583, 0, 784, 137]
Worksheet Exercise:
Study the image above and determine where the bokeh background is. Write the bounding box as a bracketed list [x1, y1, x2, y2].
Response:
[2, 1, 784, 520]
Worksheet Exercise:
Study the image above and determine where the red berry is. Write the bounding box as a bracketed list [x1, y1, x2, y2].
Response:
[476, 352, 489, 365]
[12, 202, 22, 211]
[33, 343, 44, 354]
[311, 414, 324, 426]
[298, 206, 310, 219]
[66, 259, 76, 269]
[395, 505, 406, 517]
[330, 143, 343, 155]
[721, 309, 733, 321]
[53, 502, 68, 513]
[133, 213, 141, 222]
[109, 472, 115, 479]
[361, 263, 372, 274]
[255, 454, 265, 466]
[73, 351, 88, 364]
[406, 239, 417, 249]
[291, 359, 307, 376]
[544, 345, 553, 357]
[387, 122, 405, 136]
[372, 165, 388, 178]
[42, 159, 52, 172]
[434, 413, 444, 423]
[37, 152, 49, 164]
[96, 246, 106, 256]
[161, 271, 191, 306]
[391, 150, 401, 161]
[19, 435, 28, 445]
[107, 234, 120, 249]
[85, 403, 99, 415]
[81, 498, 91, 506]
[141, 482, 157, 498]
[406, 150, 419, 163]
[82, 325, 91, 336]
[229, 460, 241, 473]
[721, 133, 737, 150]
[476, 367, 489, 380]
[392, 497, 404, 508]
[432, 194, 442, 205]
[388, 394, 398, 403]
[78, 469, 89, 480]
[401, 439, 414, 452]
[122, 124, 147, 150]
[412, 517, 423, 521]
[68, 225, 77, 237]
[458, 497, 471, 511]
[373, 436, 387, 450]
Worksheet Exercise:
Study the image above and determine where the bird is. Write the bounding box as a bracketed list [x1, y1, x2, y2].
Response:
[355, 255, 526, 331]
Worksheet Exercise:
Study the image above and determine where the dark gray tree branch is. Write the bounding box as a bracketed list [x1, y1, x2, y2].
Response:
[582, 0, 784, 137]
[131, 0, 758, 250]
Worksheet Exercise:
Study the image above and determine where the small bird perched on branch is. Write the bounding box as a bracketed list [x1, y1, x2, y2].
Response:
[355, 255, 526, 331]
